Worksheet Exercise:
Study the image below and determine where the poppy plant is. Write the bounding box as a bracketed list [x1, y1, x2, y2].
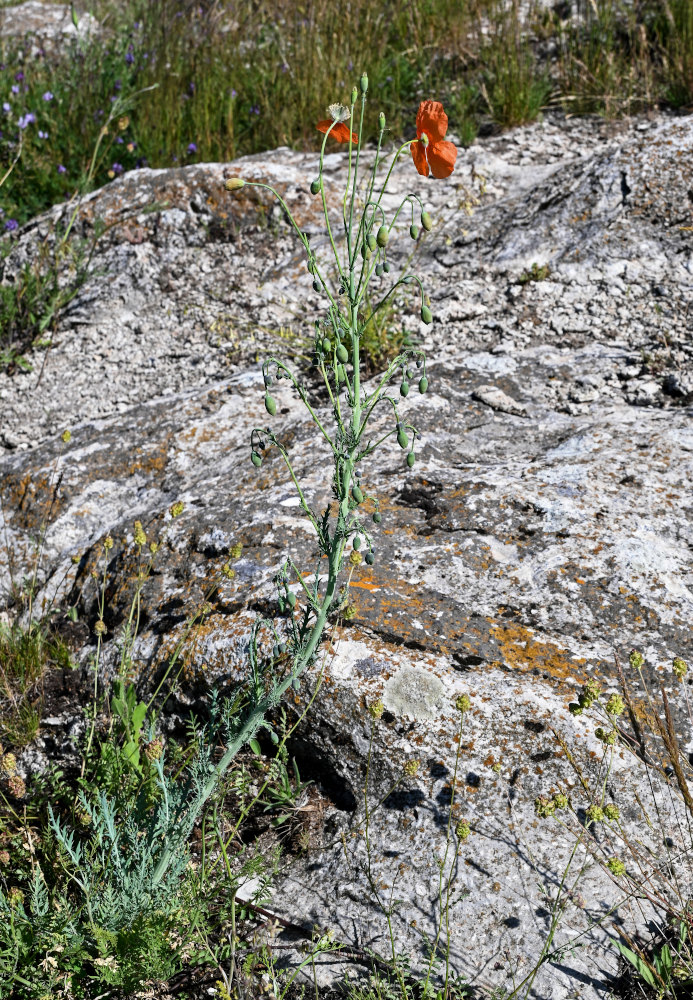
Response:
[411, 100, 457, 179]
[316, 119, 358, 144]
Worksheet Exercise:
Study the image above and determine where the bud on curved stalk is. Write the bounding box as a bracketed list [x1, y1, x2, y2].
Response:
[225, 177, 245, 191]
[421, 305, 432, 324]
[310, 178, 321, 195]
[376, 225, 389, 247]
[421, 211, 433, 232]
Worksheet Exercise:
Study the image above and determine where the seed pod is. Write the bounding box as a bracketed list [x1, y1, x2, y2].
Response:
[353, 535, 361, 550]
[365, 551, 375, 565]
[409, 224, 419, 240]
[251, 450, 263, 467]
[312, 279, 321, 292]
[287, 592, 297, 608]
[379, 111, 386, 130]
[310, 178, 321, 195]
[337, 343, 349, 363]
[376, 225, 389, 247]
[421, 211, 433, 231]
[360, 72, 368, 93]
[322, 337, 332, 352]
[352, 485, 364, 504]
[400, 382, 409, 397]
[264, 393, 276, 416]
[418, 376, 428, 394]
[397, 428, 409, 449]
[367, 234, 377, 253]
[407, 452, 416, 468]
[373, 511, 382, 524]
[383, 262, 391, 273]
[421, 305, 432, 324]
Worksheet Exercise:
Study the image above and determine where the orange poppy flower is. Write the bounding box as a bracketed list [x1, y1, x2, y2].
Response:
[411, 101, 457, 179]
[316, 120, 358, 144]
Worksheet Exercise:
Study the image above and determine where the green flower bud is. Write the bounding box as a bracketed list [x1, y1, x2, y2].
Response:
[379, 111, 385, 130]
[604, 803, 620, 822]
[251, 450, 263, 467]
[310, 178, 321, 195]
[375, 264, 383, 276]
[455, 693, 471, 713]
[376, 225, 389, 248]
[367, 233, 377, 253]
[418, 376, 428, 394]
[322, 337, 332, 352]
[400, 381, 409, 397]
[369, 700, 384, 719]
[421, 211, 433, 232]
[361, 243, 371, 260]
[397, 428, 409, 449]
[607, 857, 626, 877]
[585, 804, 604, 824]
[312, 279, 321, 292]
[409, 224, 419, 240]
[673, 657, 688, 679]
[336, 343, 349, 363]
[264, 393, 277, 416]
[360, 73, 368, 93]
[365, 551, 375, 565]
[629, 649, 644, 670]
[352, 485, 364, 504]
[286, 592, 297, 608]
[455, 820, 471, 842]
[605, 694, 625, 716]
[225, 177, 245, 191]
[421, 305, 432, 325]
[353, 535, 361, 550]
[406, 452, 415, 468]
[535, 795, 555, 819]
[373, 512, 382, 524]
[351, 86, 358, 105]
[336, 364, 346, 382]
[383, 262, 391, 273]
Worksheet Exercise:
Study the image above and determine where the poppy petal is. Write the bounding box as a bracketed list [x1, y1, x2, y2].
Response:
[411, 140, 429, 177]
[427, 140, 457, 179]
[316, 120, 358, 144]
[416, 101, 448, 143]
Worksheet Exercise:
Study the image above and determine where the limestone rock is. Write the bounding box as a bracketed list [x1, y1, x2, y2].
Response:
[1, 111, 692, 998]
[0, 2, 101, 54]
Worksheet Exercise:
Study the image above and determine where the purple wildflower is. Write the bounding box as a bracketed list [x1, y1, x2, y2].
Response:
[125, 49, 134, 65]
[5, 219, 18, 231]
[115, 135, 124, 144]
[57, 164, 66, 173]
[11, 85, 19, 95]
[2, 103, 10, 113]
[38, 130, 47, 139]
[250, 105, 260, 115]
[17, 112, 36, 129]
[231, 89, 237, 98]
[42, 91, 53, 101]
[14, 72, 23, 82]
[187, 142, 197, 153]
[114, 78, 122, 91]
[111, 162, 123, 175]
[189, 81, 195, 92]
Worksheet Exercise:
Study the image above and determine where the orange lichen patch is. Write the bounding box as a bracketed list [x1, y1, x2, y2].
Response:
[350, 578, 381, 593]
[488, 620, 586, 684]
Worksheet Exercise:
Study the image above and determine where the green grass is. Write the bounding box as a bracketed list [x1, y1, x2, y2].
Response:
[0, 0, 691, 233]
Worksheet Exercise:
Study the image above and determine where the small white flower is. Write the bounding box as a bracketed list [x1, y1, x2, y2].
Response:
[328, 103, 350, 123]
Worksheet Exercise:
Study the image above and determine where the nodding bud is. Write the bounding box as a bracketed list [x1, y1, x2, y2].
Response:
[409, 224, 419, 240]
[351, 86, 358, 105]
[376, 225, 389, 247]
[310, 178, 321, 195]
[421, 133, 429, 147]
[379, 111, 386, 130]
[421, 305, 432, 324]
[225, 177, 245, 191]
[421, 211, 433, 231]
[366, 233, 377, 252]
[360, 72, 368, 93]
